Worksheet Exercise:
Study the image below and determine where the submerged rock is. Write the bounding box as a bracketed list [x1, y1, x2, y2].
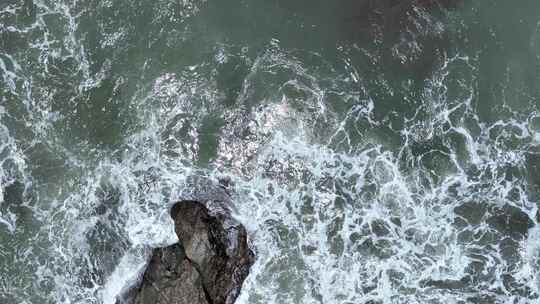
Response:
[118, 200, 254, 304]
[340, 0, 464, 78]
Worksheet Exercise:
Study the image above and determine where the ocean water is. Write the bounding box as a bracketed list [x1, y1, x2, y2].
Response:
[1, 1, 540, 303]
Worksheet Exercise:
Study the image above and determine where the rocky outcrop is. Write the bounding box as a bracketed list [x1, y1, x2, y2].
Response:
[118, 200, 254, 304]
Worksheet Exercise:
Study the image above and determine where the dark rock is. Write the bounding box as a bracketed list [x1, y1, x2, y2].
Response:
[118, 200, 254, 304]
[132, 244, 209, 304]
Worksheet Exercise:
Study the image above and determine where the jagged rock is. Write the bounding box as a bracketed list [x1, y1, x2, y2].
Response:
[118, 200, 254, 304]
[133, 244, 209, 304]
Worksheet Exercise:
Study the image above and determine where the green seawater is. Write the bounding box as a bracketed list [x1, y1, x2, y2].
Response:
[1, 1, 540, 303]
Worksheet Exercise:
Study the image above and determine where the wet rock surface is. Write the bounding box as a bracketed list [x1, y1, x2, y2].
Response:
[119, 200, 254, 304]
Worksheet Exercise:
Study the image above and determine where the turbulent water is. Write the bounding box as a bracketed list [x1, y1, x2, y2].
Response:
[1, 0, 540, 303]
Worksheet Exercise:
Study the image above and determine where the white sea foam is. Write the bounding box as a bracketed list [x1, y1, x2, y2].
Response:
[221, 47, 540, 304]
[100, 246, 152, 304]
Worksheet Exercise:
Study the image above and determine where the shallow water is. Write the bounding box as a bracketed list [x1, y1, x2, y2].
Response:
[1, 1, 540, 303]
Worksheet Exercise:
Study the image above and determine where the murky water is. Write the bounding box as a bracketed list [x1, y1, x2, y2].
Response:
[1, 1, 540, 303]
